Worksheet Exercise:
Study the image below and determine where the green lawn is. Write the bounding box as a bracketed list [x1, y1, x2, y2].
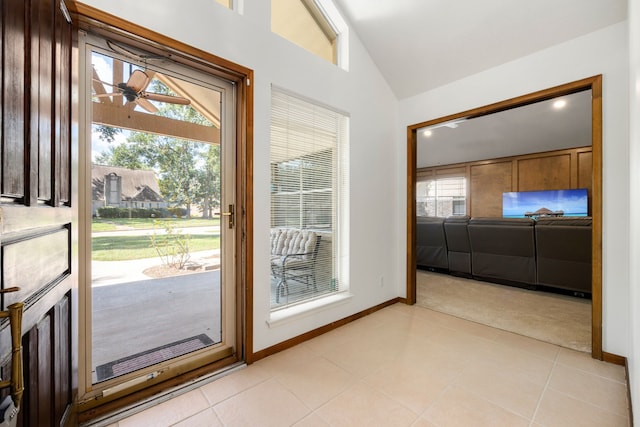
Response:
[92, 233, 220, 261]
[92, 217, 220, 232]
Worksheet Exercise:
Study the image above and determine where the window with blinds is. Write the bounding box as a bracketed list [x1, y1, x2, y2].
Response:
[270, 89, 348, 309]
[417, 177, 467, 217]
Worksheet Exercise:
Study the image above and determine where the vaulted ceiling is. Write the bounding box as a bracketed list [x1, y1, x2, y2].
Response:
[332, 0, 627, 167]
[333, 0, 627, 100]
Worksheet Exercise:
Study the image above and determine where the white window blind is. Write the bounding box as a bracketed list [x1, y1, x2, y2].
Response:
[270, 89, 348, 309]
[417, 177, 466, 217]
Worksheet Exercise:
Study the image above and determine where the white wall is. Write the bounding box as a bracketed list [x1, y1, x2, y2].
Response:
[77, 0, 401, 352]
[628, 0, 639, 420]
[398, 22, 630, 356]
[76, 0, 634, 362]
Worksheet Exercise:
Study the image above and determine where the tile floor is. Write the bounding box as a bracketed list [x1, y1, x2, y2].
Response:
[103, 303, 630, 427]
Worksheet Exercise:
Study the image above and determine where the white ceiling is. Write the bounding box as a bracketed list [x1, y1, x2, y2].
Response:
[331, 0, 626, 167]
[416, 90, 592, 168]
[333, 0, 626, 99]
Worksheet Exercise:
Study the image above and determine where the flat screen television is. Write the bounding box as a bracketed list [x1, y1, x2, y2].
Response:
[502, 188, 589, 218]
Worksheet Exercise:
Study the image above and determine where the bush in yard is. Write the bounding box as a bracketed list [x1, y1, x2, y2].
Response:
[167, 207, 188, 218]
[149, 220, 191, 269]
[97, 207, 168, 219]
[97, 207, 126, 218]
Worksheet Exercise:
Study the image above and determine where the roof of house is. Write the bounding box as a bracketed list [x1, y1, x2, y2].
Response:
[91, 164, 164, 202]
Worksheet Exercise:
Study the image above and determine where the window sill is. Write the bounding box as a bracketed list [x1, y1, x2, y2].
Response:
[266, 292, 353, 328]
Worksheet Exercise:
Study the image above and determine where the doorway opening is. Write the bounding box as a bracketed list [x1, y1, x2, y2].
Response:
[406, 76, 603, 359]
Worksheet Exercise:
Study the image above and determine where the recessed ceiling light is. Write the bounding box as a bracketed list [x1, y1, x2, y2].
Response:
[423, 129, 433, 137]
[553, 99, 567, 109]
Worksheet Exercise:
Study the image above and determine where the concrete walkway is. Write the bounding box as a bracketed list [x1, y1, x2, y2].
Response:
[91, 249, 220, 287]
[90, 241, 222, 383]
[92, 270, 221, 382]
[92, 225, 220, 238]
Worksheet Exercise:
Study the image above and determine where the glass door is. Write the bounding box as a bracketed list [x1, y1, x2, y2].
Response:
[81, 36, 237, 396]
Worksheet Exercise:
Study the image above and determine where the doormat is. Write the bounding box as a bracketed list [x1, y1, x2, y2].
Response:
[96, 333, 214, 382]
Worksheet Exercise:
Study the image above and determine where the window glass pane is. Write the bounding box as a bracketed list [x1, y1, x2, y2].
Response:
[274, 160, 302, 192]
[216, 0, 232, 8]
[452, 198, 466, 215]
[270, 89, 347, 310]
[271, 0, 337, 64]
[302, 150, 333, 191]
[271, 194, 301, 228]
[417, 177, 466, 217]
[302, 191, 332, 228]
[416, 181, 429, 216]
[89, 50, 230, 385]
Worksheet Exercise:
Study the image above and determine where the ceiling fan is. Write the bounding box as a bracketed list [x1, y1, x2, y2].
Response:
[93, 69, 191, 113]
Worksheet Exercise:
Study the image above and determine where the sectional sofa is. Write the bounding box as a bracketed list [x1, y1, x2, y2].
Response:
[416, 215, 592, 296]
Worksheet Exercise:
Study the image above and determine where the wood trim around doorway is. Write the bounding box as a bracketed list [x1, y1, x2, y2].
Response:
[405, 75, 603, 360]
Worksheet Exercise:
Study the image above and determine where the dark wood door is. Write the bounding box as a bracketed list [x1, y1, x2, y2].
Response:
[1, 0, 74, 425]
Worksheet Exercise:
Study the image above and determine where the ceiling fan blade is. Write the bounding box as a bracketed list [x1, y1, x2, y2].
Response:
[93, 92, 122, 98]
[139, 91, 191, 105]
[107, 40, 145, 61]
[127, 70, 150, 93]
[92, 67, 111, 95]
[135, 97, 159, 113]
[106, 40, 166, 62]
[93, 78, 120, 89]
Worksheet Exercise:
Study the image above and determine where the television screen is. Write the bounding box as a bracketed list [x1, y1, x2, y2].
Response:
[502, 188, 589, 218]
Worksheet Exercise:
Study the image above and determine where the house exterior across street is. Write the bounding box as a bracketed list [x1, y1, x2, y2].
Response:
[91, 164, 167, 216]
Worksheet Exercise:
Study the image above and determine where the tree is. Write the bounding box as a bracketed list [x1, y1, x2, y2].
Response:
[95, 125, 122, 143]
[154, 139, 205, 217]
[94, 139, 146, 169]
[94, 78, 220, 218]
[199, 144, 221, 218]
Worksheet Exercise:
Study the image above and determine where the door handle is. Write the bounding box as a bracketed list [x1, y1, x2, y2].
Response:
[0, 293, 24, 419]
[220, 204, 234, 229]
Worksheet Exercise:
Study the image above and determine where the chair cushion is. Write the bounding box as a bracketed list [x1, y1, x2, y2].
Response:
[270, 229, 318, 260]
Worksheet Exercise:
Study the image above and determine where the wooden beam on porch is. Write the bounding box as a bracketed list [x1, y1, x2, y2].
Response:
[92, 102, 219, 144]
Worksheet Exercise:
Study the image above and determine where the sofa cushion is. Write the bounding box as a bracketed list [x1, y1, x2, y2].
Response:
[416, 217, 448, 270]
[535, 216, 592, 293]
[468, 217, 536, 286]
[444, 215, 471, 275]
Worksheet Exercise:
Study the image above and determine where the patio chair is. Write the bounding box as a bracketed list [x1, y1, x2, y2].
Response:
[270, 229, 321, 303]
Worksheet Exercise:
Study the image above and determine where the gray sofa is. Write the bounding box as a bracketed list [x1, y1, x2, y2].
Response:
[443, 216, 472, 277]
[534, 217, 592, 294]
[416, 215, 592, 296]
[416, 217, 448, 271]
[468, 217, 537, 289]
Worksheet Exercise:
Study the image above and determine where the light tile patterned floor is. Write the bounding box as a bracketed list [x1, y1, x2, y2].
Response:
[103, 303, 630, 427]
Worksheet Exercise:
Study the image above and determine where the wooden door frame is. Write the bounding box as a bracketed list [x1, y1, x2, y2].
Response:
[68, 2, 254, 414]
[405, 76, 603, 360]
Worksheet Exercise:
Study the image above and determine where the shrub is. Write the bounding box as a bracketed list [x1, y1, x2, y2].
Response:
[167, 207, 188, 218]
[97, 207, 169, 219]
[148, 220, 191, 269]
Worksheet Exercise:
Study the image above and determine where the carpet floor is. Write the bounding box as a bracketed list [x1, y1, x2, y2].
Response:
[416, 270, 592, 353]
